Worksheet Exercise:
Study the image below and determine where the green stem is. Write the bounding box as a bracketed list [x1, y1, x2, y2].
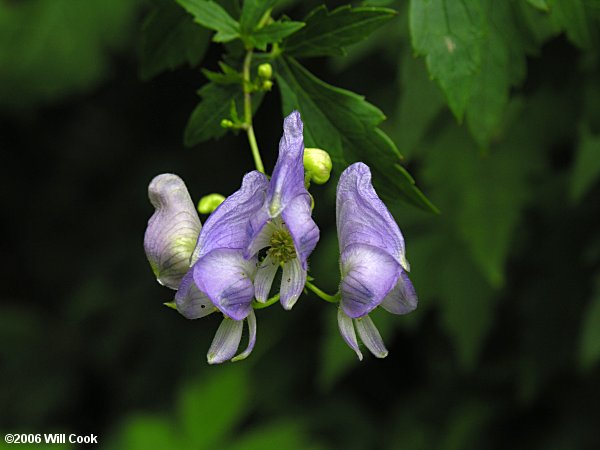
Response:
[252, 293, 280, 310]
[242, 50, 265, 174]
[305, 281, 339, 303]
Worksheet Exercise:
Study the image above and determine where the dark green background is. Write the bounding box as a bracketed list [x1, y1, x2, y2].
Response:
[1, 0, 600, 449]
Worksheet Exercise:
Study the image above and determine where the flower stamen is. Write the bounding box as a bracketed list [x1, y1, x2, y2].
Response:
[267, 226, 297, 264]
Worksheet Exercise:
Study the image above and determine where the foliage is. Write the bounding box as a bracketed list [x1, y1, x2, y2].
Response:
[2, 0, 600, 449]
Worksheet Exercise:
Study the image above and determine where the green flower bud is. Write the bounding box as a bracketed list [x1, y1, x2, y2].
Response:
[258, 63, 273, 80]
[220, 119, 233, 128]
[303, 148, 332, 185]
[197, 193, 226, 214]
[262, 80, 273, 91]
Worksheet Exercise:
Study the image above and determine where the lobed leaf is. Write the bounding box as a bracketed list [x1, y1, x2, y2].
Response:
[547, 0, 597, 49]
[409, 0, 484, 121]
[284, 5, 397, 58]
[249, 20, 305, 51]
[184, 82, 243, 146]
[276, 56, 437, 213]
[140, 0, 211, 80]
[176, 0, 240, 42]
[239, 0, 278, 35]
[410, 0, 528, 148]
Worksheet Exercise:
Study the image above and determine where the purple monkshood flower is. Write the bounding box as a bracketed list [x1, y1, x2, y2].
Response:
[336, 163, 418, 360]
[245, 111, 320, 310]
[144, 171, 268, 364]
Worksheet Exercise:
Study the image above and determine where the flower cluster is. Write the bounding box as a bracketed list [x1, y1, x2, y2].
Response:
[144, 111, 417, 363]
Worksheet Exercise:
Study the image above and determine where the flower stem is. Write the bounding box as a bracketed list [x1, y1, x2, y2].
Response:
[305, 281, 339, 303]
[252, 293, 280, 310]
[242, 50, 265, 174]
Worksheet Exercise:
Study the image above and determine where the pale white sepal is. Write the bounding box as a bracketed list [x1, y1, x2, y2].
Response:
[355, 315, 388, 359]
[207, 317, 243, 364]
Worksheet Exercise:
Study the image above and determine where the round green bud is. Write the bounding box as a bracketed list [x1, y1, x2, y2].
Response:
[262, 80, 273, 91]
[303, 147, 332, 185]
[197, 193, 226, 214]
[220, 119, 233, 128]
[258, 63, 273, 80]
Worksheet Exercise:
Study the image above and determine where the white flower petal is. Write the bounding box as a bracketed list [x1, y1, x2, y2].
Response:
[337, 308, 363, 361]
[280, 257, 305, 310]
[254, 254, 279, 302]
[232, 310, 257, 362]
[355, 315, 388, 359]
[207, 318, 244, 364]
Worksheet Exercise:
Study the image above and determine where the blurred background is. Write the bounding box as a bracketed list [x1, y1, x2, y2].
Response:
[1, 0, 600, 449]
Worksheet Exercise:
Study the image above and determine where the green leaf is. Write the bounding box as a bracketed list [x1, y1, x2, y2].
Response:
[139, 0, 211, 80]
[526, 0, 549, 11]
[184, 80, 264, 146]
[276, 56, 437, 213]
[184, 82, 243, 146]
[424, 125, 532, 287]
[178, 366, 249, 448]
[409, 0, 484, 120]
[408, 228, 496, 368]
[202, 62, 244, 85]
[177, 0, 240, 42]
[465, 1, 527, 147]
[284, 5, 397, 58]
[394, 52, 445, 157]
[579, 275, 600, 370]
[239, 0, 277, 35]
[410, 0, 528, 148]
[249, 20, 305, 51]
[547, 0, 596, 49]
[571, 128, 600, 202]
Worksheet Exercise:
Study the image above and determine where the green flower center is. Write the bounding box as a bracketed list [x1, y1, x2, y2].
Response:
[267, 227, 297, 264]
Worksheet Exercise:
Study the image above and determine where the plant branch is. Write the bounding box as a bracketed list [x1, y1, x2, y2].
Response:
[305, 281, 339, 303]
[242, 50, 265, 174]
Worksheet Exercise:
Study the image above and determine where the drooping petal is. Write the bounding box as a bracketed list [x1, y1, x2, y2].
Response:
[174, 270, 217, 319]
[338, 308, 363, 361]
[207, 317, 244, 364]
[254, 254, 279, 302]
[144, 174, 201, 289]
[336, 163, 408, 270]
[355, 315, 388, 358]
[266, 111, 306, 218]
[381, 270, 418, 315]
[232, 309, 257, 362]
[281, 193, 319, 270]
[280, 257, 306, 310]
[340, 243, 401, 318]
[193, 249, 256, 321]
[192, 171, 268, 263]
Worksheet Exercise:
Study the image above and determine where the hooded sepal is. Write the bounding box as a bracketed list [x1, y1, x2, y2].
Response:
[266, 111, 306, 218]
[336, 163, 408, 270]
[144, 174, 201, 289]
[281, 193, 319, 270]
[192, 171, 268, 264]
